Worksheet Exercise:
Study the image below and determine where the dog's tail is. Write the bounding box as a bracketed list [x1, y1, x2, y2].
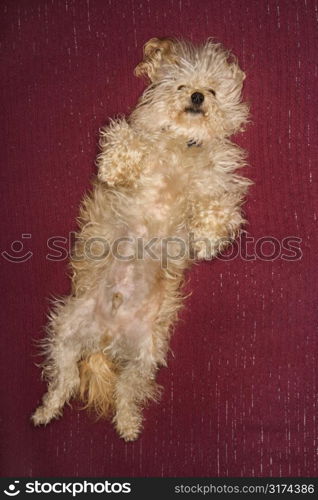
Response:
[78, 352, 117, 418]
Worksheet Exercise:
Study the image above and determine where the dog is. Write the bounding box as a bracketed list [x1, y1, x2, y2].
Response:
[32, 37, 251, 441]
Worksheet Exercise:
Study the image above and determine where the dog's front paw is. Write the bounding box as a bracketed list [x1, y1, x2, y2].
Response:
[31, 405, 61, 426]
[193, 240, 217, 260]
[97, 119, 146, 187]
[196, 246, 213, 260]
[193, 237, 231, 260]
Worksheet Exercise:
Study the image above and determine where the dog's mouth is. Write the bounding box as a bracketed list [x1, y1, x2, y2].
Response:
[184, 106, 204, 115]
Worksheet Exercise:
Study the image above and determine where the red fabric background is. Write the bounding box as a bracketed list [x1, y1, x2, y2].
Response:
[1, 0, 317, 477]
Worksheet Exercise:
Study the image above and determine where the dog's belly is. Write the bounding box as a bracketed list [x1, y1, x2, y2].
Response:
[86, 146, 209, 347]
[93, 255, 166, 355]
[91, 169, 190, 348]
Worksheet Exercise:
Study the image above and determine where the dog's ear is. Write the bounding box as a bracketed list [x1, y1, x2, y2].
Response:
[134, 37, 178, 82]
[229, 59, 246, 86]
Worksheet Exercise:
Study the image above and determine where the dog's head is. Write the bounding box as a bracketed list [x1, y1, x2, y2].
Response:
[131, 37, 248, 142]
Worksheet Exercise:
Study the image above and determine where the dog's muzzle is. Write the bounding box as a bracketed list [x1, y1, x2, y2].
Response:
[185, 92, 205, 115]
[191, 92, 204, 105]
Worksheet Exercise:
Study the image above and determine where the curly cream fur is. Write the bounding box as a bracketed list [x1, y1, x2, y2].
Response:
[32, 38, 251, 441]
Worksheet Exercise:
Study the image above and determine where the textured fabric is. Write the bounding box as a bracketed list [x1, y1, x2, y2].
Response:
[1, 0, 317, 477]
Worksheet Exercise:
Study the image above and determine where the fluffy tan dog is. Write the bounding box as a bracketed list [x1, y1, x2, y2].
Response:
[32, 38, 251, 441]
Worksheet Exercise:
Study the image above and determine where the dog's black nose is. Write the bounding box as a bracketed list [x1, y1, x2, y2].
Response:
[191, 92, 204, 105]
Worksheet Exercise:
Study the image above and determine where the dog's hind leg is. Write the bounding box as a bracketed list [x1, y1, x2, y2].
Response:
[111, 263, 186, 441]
[31, 340, 81, 425]
[113, 334, 159, 441]
[31, 295, 97, 425]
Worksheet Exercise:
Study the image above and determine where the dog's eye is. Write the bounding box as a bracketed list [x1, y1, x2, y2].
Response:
[177, 85, 186, 91]
[209, 89, 216, 96]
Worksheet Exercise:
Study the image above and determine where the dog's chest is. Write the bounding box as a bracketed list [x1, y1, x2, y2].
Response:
[136, 142, 209, 228]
